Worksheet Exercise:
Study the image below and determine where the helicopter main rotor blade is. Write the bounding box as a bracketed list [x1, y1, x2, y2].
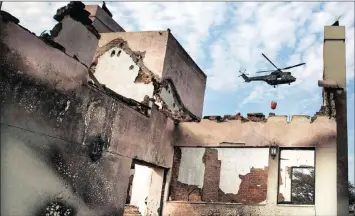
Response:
[262, 53, 280, 71]
[256, 70, 276, 73]
[281, 63, 306, 70]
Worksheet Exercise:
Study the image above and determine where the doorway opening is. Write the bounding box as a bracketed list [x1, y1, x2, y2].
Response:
[124, 160, 167, 216]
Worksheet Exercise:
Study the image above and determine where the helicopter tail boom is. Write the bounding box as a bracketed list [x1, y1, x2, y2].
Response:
[240, 73, 251, 82]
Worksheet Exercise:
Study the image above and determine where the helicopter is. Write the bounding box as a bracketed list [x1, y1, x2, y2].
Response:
[239, 53, 306, 88]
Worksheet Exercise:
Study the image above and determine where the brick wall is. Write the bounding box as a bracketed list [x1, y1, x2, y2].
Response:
[236, 167, 268, 204]
[169, 147, 269, 204]
[169, 147, 202, 201]
[202, 148, 221, 202]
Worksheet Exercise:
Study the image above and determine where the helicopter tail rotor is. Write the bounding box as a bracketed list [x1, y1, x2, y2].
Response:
[238, 68, 249, 77]
[238, 68, 251, 82]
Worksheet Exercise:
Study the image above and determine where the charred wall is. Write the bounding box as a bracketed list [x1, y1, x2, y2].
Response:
[162, 32, 207, 119]
[174, 115, 337, 148]
[0, 16, 174, 216]
[168, 147, 269, 205]
[165, 114, 336, 216]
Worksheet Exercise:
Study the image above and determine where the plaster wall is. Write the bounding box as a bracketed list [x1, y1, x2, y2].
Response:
[146, 167, 165, 216]
[94, 46, 155, 102]
[98, 31, 169, 78]
[322, 25, 348, 215]
[163, 33, 207, 118]
[177, 148, 205, 188]
[169, 147, 269, 204]
[323, 26, 346, 89]
[216, 148, 269, 195]
[131, 164, 153, 216]
[315, 141, 337, 215]
[0, 18, 174, 216]
[96, 31, 207, 118]
[164, 116, 337, 215]
[157, 81, 179, 112]
[174, 116, 336, 148]
[278, 150, 315, 202]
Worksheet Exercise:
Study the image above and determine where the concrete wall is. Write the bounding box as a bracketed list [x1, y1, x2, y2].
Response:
[163, 116, 337, 216]
[0, 17, 174, 216]
[163, 33, 207, 118]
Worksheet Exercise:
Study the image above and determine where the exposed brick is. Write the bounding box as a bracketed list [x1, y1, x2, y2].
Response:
[236, 167, 268, 204]
[202, 148, 221, 202]
[169, 147, 202, 201]
[247, 113, 267, 122]
[218, 167, 268, 204]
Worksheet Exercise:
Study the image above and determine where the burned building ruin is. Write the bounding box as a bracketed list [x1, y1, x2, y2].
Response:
[0, 2, 350, 216]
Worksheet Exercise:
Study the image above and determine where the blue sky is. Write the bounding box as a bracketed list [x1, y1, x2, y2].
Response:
[2, 2, 354, 183]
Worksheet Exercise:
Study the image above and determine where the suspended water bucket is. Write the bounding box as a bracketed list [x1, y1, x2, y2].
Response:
[271, 101, 277, 110]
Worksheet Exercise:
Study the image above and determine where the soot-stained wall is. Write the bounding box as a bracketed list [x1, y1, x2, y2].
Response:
[0, 17, 174, 216]
[168, 147, 269, 204]
[163, 33, 207, 119]
[96, 31, 207, 119]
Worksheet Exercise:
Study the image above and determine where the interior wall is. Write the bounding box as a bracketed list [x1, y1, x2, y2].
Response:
[278, 149, 315, 203]
[130, 164, 153, 215]
[94, 46, 155, 102]
[146, 168, 165, 216]
[169, 147, 269, 204]
[315, 141, 337, 215]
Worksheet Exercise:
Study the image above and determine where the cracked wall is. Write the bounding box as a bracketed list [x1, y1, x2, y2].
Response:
[0, 17, 174, 216]
[95, 31, 206, 120]
[169, 147, 269, 204]
[93, 45, 155, 103]
[174, 115, 336, 148]
[165, 114, 336, 215]
[163, 32, 207, 118]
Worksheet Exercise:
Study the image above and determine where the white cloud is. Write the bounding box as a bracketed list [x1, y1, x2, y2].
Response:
[2, 2, 67, 34]
[1, 0, 354, 186]
[2, 1, 353, 110]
